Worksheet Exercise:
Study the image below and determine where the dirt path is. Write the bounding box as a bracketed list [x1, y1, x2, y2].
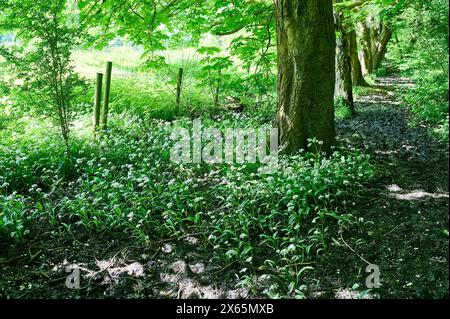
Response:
[314, 71, 449, 298]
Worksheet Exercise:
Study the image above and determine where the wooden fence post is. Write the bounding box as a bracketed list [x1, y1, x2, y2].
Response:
[176, 67, 184, 114]
[101, 61, 113, 131]
[93, 72, 103, 136]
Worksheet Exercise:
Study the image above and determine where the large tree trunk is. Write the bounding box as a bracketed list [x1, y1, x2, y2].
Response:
[358, 13, 392, 74]
[334, 7, 355, 114]
[274, 0, 336, 154]
[348, 29, 369, 86]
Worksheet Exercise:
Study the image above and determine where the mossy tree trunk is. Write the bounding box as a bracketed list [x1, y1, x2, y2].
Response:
[334, 5, 355, 114]
[274, 0, 336, 154]
[348, 29, 369, 87]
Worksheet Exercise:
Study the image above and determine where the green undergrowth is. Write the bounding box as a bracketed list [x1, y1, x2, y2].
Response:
[0, 113, 374, 297]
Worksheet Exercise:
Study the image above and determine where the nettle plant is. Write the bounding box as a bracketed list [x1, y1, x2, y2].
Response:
[0, 0, 85, 147]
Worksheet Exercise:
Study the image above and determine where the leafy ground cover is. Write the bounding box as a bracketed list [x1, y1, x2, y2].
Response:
[1, 69, 447, 299]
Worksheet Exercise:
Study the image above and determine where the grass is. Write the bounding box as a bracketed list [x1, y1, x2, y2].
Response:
[72, 46, 144, 77]
[72, 46, 232, 121]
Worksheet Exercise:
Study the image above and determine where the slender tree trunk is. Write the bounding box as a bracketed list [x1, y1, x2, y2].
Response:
[334, 6, 354, 114]
[176, 67, 183, 114]
[375, 25, 392, 70]
[348, 29, 369, 86]
[394, 31, 403, 59]
[214, 69, 221, 107]
[274, 0, 336, 154]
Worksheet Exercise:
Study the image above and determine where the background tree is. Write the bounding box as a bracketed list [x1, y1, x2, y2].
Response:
[358, 11, 392, 75]
[348, 28, 369, 86]
[0, 0, 85, 147]
[334, 0, 355, 114]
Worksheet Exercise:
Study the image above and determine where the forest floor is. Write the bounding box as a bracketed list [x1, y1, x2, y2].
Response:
[0, 70, 448, 299]
[311, 70, 449, 298]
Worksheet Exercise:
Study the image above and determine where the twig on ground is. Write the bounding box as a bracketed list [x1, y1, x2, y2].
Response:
[339, 232, 372, 265]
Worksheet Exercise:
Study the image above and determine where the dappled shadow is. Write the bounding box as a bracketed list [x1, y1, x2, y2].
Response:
[337, 70, 448, 192]
[374, 74, 416, 90]
[158, 258, 248, 298]
[0, 230, 247, 298]
[326, 70, 449, 298]
[337, 72, 448, 191]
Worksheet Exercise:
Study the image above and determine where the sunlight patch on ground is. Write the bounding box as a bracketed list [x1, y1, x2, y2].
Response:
[54, 257, 145, 286]
[94, 258, 145, 283]
[387, 184, 449, 200]
[335, 288, 375, 299]
[159, 259, 248, 299]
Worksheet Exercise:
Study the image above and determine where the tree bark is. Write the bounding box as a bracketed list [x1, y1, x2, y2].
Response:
[348, 29, 369, 86]
[334, 7, 355, 114]
[274, 0, 336, 154]
[176, 67, 184, 114]
[214, 69, 221, 107]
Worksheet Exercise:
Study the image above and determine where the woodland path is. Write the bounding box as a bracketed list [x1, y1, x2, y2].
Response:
[314, 70, 449, 298]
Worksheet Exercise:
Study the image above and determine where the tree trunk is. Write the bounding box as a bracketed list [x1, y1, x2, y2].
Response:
[176, 67, 183, 114]
[214, 69, 221, 107]
[334, 7, 355, 114]
[348, 29, 369, 86]
[358, 13, 392, 74]
[274, 0, 336, 154]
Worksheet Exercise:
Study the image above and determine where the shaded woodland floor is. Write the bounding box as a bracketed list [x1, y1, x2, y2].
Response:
[0, 71, 448, 299]
[316, 71, 449, 298]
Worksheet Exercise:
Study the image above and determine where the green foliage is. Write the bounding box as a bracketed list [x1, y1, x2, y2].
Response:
[0, 0, 447, 299]
[0, 133, 75, 195]
[388, 0, 449, 141]
[79, 0, 276, 98]
[70, 45, 273, 122]
[79, 0, 212, 58]
[0, 112, 373, 296]
[85, 75, 222, 121]
[0, 194, 28, 242]
[335, 97, 353, 119]
[0, 0, 86, 145]
[196, 49, 233, 104]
